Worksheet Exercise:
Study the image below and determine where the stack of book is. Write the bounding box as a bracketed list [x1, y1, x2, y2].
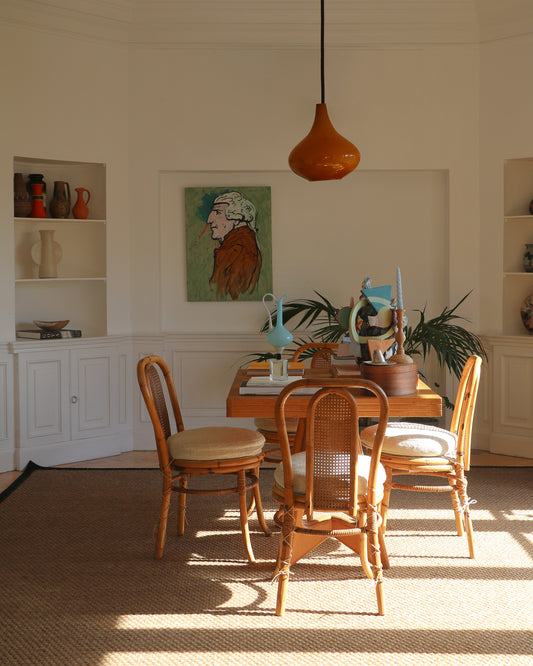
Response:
[246, 361, 305, 376]
[16, 329, 82, 340]
[239, 375, 317, 395]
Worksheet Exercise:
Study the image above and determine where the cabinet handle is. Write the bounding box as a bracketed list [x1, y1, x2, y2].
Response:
[71, 396, 78, 404]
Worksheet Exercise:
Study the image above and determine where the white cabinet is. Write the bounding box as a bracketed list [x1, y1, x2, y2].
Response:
[0, 347, 15, 471]
[13, 156, 107, 338]
[474, 335, 533, 459]
[12, 338, 132, 470]
[503, 158, 533, 335]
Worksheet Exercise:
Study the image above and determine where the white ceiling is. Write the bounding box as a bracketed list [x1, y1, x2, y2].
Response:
[3, 0, 533, 46]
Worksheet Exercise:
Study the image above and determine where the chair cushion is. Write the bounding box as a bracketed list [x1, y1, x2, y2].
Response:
[254, 417, 299, 435]
[167, 427, 265, 462]
[274, 451, 386, 502]
[360, 421, 457, 458]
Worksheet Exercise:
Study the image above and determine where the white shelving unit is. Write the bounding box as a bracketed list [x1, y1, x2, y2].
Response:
[503, 158, 533, 335]
[13, 156, 107, 338]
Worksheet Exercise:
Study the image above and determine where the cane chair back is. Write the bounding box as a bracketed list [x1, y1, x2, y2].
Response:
[360, 355, 482, 558]
[138, 355, 271, 563]
[272, 377, 389, 616]
[257, 342, 338, 464]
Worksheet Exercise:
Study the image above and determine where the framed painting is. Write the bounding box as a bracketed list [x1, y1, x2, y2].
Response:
[185, 186, 273, 301]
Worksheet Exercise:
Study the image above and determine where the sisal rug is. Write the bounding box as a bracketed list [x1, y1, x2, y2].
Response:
[0, 463, 532, 666]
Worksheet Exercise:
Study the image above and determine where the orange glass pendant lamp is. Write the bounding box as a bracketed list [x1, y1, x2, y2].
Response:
[289, 0, 360, 181]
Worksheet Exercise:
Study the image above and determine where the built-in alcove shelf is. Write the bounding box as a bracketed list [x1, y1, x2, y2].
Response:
[13, 156, 108, 338]
[503, 159, 533, 336]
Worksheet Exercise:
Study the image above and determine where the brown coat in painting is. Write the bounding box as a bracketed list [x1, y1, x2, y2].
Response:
[210, 226, 262, 300]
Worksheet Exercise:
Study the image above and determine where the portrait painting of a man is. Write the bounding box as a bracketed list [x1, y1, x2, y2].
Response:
[185, 186, 272, 301]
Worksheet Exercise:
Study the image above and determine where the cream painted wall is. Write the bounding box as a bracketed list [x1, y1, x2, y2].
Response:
[1, 21, 482, 343]
[0, 23, 132, 340]
[129, 45, 480, 336]
[479, 33, 533, 334]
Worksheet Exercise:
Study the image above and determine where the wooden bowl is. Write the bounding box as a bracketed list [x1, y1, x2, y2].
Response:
[33, 320, 70, 331]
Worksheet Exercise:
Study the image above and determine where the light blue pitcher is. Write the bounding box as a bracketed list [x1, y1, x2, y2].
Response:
[263, 293, 293, 351]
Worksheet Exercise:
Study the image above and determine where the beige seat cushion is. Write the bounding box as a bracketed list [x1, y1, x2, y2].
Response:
[167, 427, 265, 461]
[360, 421, 457, 458]
[274, 451, 386, 503]
[254, 417, 299, 435]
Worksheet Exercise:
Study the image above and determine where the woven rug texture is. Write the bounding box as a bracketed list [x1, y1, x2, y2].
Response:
[0, 464, 532, 666]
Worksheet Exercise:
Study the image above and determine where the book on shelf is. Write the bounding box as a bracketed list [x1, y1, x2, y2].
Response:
[16, 329, 82, 340]
[239, 375, 317, 395]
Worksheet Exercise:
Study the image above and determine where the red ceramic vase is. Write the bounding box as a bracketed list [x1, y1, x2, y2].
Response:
[30, 183, 47, 218]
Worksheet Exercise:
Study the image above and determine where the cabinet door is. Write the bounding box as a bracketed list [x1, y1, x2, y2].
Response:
[70, 346, 117, 439]
[17, 349, 70, 448]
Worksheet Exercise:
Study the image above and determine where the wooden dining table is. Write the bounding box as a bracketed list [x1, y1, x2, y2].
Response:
[226, 367, 443, 421]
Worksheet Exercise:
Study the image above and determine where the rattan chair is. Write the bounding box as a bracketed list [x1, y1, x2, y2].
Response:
[137, 355, 271, 563]
[360, 355, 482, 558]
[272, 377, 390, 616]
[256, 343, 338, 463]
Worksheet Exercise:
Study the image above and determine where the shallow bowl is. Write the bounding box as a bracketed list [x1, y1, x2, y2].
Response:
[33, 320, 70, 331]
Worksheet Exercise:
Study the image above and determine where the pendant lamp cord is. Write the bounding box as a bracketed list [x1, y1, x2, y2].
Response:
[320, 0, 325, 104]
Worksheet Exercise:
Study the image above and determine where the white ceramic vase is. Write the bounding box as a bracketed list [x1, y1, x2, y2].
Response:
[31, 229, 62, 278]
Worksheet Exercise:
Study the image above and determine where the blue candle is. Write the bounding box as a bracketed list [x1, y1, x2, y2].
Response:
[396, 267, 404, 310]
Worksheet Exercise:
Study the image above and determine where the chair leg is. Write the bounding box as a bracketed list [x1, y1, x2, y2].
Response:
[237, 469, 256, 563]
[367, 508, 385, 616]
[359, 532, 373, 579]
[378, 526, 390, 569]
[177, 475, 187, 536]
[449, 477, 465, 536]
[380, 468, 393, 533]
[275, 505, 295, 616]
[155, 485, 171, 559]
[456, 471, 476, 559]
[251, 470, 272, 537]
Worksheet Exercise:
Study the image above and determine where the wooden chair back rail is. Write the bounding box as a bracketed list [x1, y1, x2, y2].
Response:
[290, 342, 338, 367]
[450, 355, 482, 470]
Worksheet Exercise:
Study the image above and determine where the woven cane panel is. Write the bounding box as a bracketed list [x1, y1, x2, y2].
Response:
[146, 364, 171, 439]
[311, 393, 357, 511]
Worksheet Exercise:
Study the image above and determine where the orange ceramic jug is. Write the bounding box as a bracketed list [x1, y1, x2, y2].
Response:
[72, 187, 91, 219]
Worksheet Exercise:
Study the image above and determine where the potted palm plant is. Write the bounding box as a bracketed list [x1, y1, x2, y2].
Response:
[255, 290, 486, 409]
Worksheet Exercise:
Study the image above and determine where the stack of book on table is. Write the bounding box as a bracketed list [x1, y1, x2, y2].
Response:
[332, 354, 359, 376]
[239, 375, 317, 395]
[16, 329, 82, 340]
[246, 361, 305, 375]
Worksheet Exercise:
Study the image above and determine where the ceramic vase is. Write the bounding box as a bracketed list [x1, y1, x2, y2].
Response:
[31, 229, 62, 278]
[28, 174, 47, 206]
[30, 183, 47, 218]
[523, 244, 533, 273]
[14, 172, 32, 217]
[521, 294, 533, 333]
[263, 293, 293, 351]
[49, 180, 71, 219]
[72, 187, 91, 219]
